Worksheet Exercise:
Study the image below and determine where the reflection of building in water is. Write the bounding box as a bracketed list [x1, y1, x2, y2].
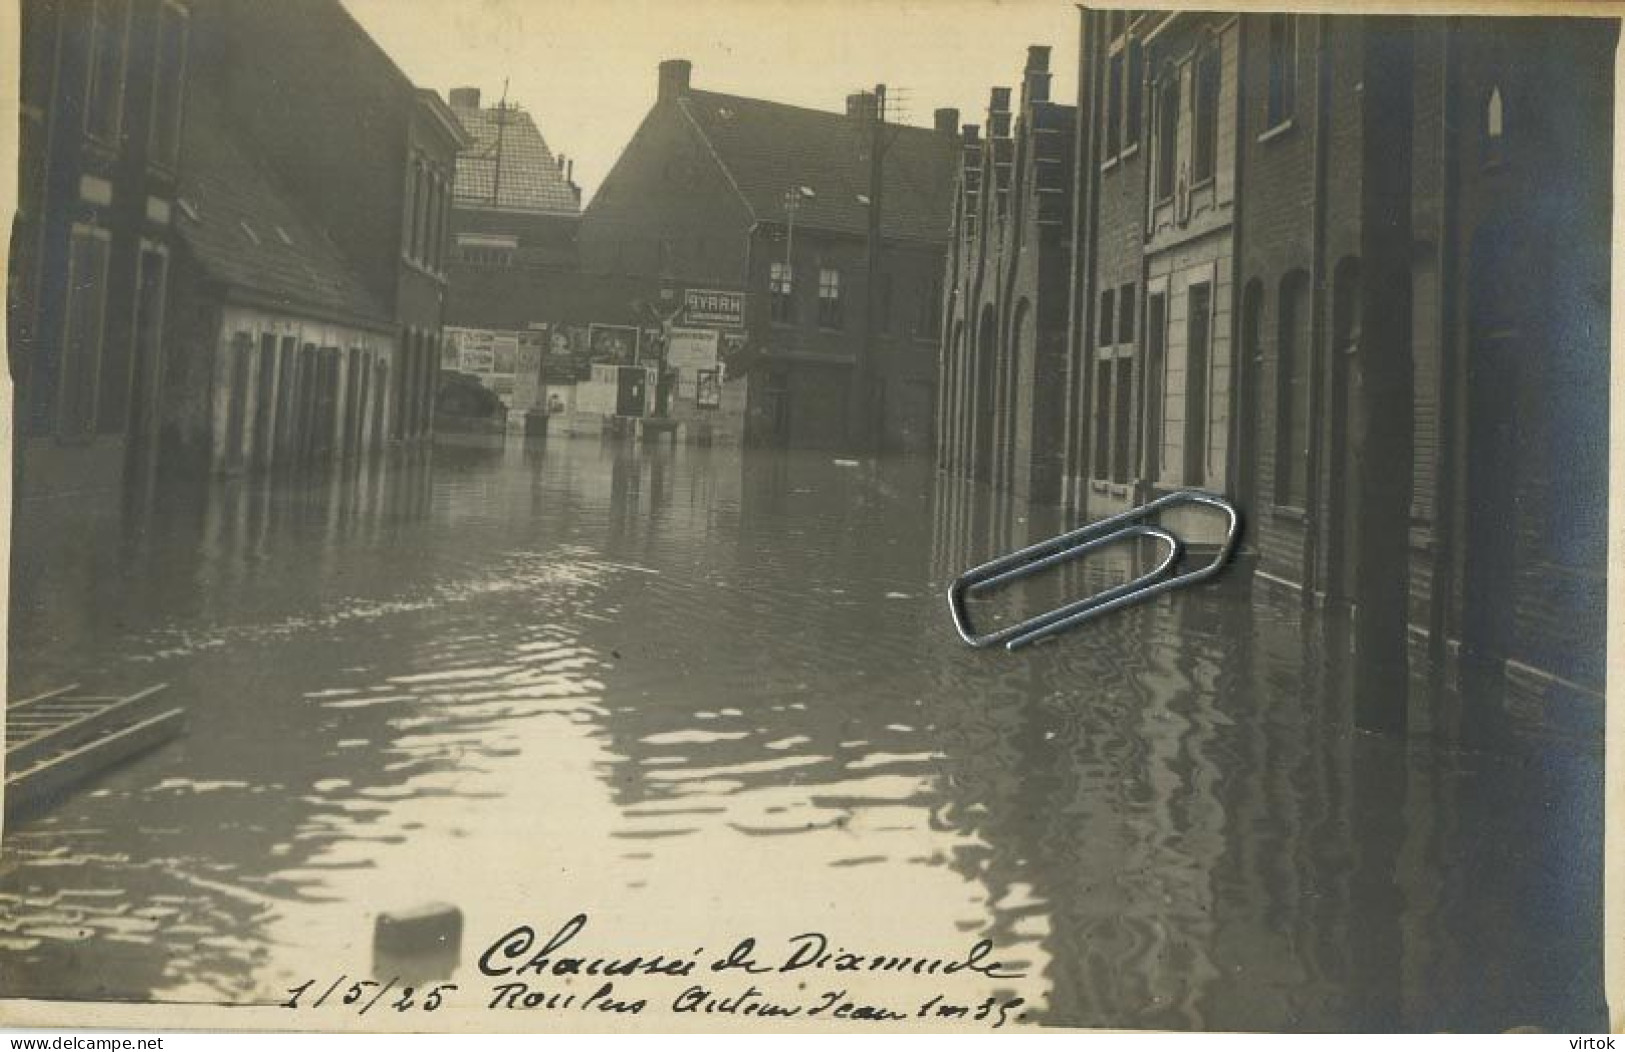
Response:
[938, 12, 1614, 717]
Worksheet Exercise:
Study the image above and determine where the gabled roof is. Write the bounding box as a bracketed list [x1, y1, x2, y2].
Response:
[451, 102, 581, 216]
[677, 89, 959, 243]
[175, 86, 393, 331]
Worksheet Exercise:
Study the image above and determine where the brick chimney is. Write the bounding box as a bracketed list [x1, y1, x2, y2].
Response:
[934, 107, 960, 134]
[1024, 46, 1052, 105]
[987, 86, 1012, 139]
[449, 86, 481, 109]
[659, 59, 692, 102]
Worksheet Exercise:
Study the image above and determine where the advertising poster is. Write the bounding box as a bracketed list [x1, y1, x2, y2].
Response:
[512, 331, 546, 411]
[665, 327, 720, 376]
[587, 323, 639, 366]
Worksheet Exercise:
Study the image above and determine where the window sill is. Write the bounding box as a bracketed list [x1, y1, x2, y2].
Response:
[1121, 143, 1140, 161]
[1271, 503, 1307, 523]
[1257, 119, 1295, 144]
[1100, 155, 1120, 174]
[1190, 174, 1216, 192]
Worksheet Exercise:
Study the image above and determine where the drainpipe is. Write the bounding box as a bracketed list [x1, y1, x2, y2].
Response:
[1427, 21, 1458, 680]
[1303, 14, 1331, 599]
[1066, 6, 1100, 518]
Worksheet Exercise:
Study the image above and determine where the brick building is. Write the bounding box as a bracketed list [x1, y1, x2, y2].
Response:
[10, 0, 192, 499]
[441, 87, 583, 417]
[938, 46, 1075, 502]
[154, 0, 468, 474]
[1228, 14, 1614, 709]
[937, 11, 1613, 713]
[579, 60, 960, 451]
[446, 87, 581, 271]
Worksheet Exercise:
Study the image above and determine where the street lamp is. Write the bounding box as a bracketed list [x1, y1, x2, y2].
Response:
[782, 187, 803, 271]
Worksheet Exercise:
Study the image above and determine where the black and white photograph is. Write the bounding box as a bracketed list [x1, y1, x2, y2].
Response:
[0, 0, 1618, 1036]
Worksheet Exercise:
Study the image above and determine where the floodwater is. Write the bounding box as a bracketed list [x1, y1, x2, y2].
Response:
[0, 437, 1604, 1031]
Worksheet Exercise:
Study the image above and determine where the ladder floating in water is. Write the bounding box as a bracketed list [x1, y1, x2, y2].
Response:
[5, 683, 185, 821]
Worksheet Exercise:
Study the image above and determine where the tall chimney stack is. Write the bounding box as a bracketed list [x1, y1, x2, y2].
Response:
[987, 86, 1012, 139]
[1024, 45, 1053, 104]
[934, 107, 960, 135]
[448, 86, 481, 110]
[658, 59, 692, 102]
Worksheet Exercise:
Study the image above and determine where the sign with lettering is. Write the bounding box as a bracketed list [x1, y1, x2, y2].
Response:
[665, 327, 720, 376]
[683, 288, 746, 328]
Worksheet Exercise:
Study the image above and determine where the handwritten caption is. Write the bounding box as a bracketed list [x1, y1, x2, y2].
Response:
[284, 912, 1031, 1027]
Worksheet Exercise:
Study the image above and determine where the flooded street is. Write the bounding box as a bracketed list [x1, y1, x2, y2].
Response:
[1, 438, 1604, 1031]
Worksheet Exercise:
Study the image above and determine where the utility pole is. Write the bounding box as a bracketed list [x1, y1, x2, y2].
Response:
[857, 84, 896, 453]
[491, 77, 509, 205]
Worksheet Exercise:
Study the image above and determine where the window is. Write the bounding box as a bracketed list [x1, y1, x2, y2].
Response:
[1105, 51, 1123, 159]
[1118, 283, 1136, 344]
[467, 247, 511, 266]
[1193, 40, 1220, 184]
[1098, 288, 1115, 347]
[1125, 39, 1144, 148]
[1184, 282, 1212, 485]
[818, 267, 843, 329]
[1112, 356, 1134, 483]
[1276, 272, 1312, 507]
[58, 227, 112, 437]
[126, 244, 169, 440]
[84, 0, 129, 145]
[1267, 14, 1297, 127]
[1482, 85, 1506, 167]
[1156, 74, 1179, 201]
[1093, 355, 1112, 478]
[1143, 292, 1167, 480]
[770, 262, 795, 324]
[412, 162, 429, 262]
[147, 2, 187, 168]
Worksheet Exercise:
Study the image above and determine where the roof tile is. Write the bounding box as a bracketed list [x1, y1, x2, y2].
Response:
[451, 103, 581, 215]
[678, 89, 958, 242]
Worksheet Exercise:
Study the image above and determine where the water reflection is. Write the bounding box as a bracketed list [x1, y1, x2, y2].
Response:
[1, 438, 1603, 1030]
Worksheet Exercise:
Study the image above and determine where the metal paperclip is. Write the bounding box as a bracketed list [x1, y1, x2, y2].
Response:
[948, 490, 1242, 651]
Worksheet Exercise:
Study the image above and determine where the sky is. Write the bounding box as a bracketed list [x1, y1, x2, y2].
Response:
[341, 0, 1077, 206]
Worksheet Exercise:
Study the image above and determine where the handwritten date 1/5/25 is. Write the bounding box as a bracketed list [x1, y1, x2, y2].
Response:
[283, 976, 458, 1013]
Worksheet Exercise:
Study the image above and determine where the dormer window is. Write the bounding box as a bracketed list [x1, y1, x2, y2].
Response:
[1482, 84, 1506, 167]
